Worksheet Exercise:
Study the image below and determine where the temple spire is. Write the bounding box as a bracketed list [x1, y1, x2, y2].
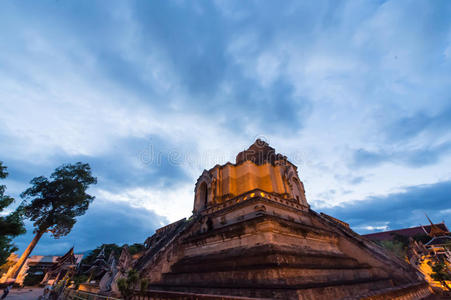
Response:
[235, 139, 286, 165]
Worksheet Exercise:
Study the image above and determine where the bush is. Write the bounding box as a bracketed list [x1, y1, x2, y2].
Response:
[379, 240, 407, 258]
[140, 278, 148, 292]
[117, 269, 139, 300]
[72, 274, 89, 289]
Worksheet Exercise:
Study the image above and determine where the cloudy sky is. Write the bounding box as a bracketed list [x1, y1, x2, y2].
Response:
[1, 0, 450, 255]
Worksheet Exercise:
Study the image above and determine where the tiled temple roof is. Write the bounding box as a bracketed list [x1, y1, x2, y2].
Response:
[362, 223, 449, 241]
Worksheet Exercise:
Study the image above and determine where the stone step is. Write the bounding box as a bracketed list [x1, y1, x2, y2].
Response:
[171, 253, 364, 273]
[171, 245, 367, 273]
[161, 266, 384, 287]
[148, 278, 395, 300]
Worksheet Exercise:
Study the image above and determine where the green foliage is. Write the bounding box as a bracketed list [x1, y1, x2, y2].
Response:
[0, 161, 25, 265]
[379, 240, 407, 258]
[128, 243, 145, 256]
[117, 278, 128, 298]
[20, 162, 97, 237]
[72, 274, 89, 289]
[140, 278, 148, 292]
[0, 230, 18, 267]
[390, 233, 430, 248]
[117, 269, 140, 300]
[431, 260, 451, 291]
[120, 269, 148, 298]
[377, 233, 431, 260]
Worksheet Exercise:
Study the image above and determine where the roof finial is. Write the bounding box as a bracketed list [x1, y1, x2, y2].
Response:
[424, 213, 449, 237]
[425, 213, 434, 226]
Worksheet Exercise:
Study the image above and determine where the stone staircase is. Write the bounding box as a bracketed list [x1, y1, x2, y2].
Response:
[150, 244, 400, 299]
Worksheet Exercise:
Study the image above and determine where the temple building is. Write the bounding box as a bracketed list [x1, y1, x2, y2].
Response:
[363, 219, 450, 246]
[40, 247, 82, 286]
[0, 248, 83, 286]
[130, 140, 431, 299]
[364, 217, 451, 291]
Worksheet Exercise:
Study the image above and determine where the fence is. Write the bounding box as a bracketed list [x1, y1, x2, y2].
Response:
[62, 288, 260, 300]
[62, 288, 122, 300]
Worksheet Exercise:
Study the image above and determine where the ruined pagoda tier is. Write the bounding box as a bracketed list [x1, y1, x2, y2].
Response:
[135, 140, 430, 300]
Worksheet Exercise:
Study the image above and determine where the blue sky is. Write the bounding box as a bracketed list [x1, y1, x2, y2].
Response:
[1, 0, 450, 255]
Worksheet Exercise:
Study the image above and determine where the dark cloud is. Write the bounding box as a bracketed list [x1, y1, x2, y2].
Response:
[218, 77, 311, 134]
[1, 0, 451, 255]
[13, 200, 167, 255]
[75, 135, 192, 192]
[351, 142, 451, 168]
[318, 180, 451, 234]
[334, 173, 366, 185]
[356, 106, 451, 169]
[352, 149, 387, 168]
[0, 1, 349, 139]
[128, 2, 312, 134]
[133, 1, 228, 97]
[3, 135, 191, 196]
[349, 176, 365, 185]
[387, 106, 451, 142]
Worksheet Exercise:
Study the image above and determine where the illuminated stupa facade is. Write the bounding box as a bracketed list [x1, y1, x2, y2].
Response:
[193, 139, 309, 230]
[134, 140, 431, 299]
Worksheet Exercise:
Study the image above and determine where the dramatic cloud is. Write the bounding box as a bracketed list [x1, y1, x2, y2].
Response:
[320, 180, 451, 234]
[0, 1, 450, 253]
[13, 200, 168, 255]
[351, 142, 451, 168]
[386, 105, 451, 143]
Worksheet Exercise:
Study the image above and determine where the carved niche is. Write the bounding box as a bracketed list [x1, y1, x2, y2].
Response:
[193, 170, 217, 213]
[283, 165, 307, 206]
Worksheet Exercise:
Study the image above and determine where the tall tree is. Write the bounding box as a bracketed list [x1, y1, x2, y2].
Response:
[0, 161, 25, 266]
[3, 162, 97, 281]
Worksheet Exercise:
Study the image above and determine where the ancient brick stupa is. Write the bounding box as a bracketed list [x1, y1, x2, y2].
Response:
[134, 140, 431, 299]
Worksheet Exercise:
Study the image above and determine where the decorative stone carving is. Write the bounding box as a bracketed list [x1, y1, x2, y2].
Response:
[85, 247, 109, 282]
[110, 246, 132, 294]
[200, 216, 213, 233]
[99, 251, 117, 292]
[193, 170, 214, 213]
